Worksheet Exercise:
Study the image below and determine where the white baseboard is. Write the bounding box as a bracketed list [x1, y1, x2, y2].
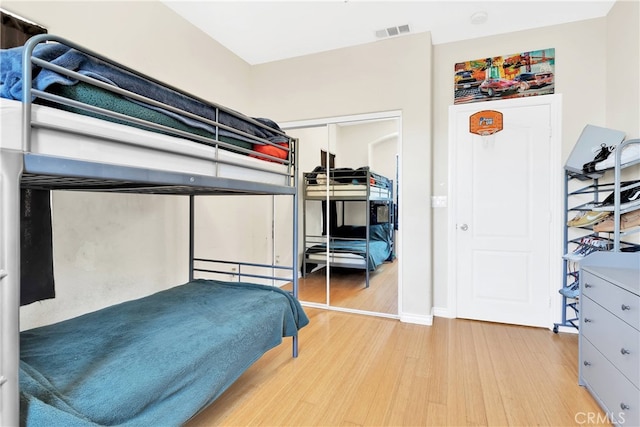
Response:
[554, 325, 579, 334]
[431, 306, 456, 319]
[400, 312, 433, 326]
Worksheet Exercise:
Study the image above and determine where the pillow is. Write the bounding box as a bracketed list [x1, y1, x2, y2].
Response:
[251, 142, 289, 162]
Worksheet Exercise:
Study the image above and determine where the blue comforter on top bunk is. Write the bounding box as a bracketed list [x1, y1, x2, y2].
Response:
[0, 43, 287, 144]
[19, 279, 309, 426]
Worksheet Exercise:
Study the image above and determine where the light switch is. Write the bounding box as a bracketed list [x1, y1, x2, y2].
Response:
[431, 196, 448, 208]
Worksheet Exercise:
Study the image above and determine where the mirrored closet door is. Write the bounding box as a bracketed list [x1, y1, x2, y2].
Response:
[283, 113, 400, 316]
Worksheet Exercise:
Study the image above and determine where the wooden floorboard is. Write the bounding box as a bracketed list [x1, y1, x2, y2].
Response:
[187, 309, 608, 426]
[283, 260, 399, 315]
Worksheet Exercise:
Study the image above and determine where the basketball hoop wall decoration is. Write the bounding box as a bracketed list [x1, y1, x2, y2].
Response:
[470, 110, 503, 135]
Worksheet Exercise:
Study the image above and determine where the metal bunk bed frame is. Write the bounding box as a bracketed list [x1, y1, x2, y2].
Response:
[0, 34, 300, 426]
[302, 167, 394, 288]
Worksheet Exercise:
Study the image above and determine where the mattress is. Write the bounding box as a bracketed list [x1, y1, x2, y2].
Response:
[306, 183, 392, 199]
[306, 251, 368, 269]
[19, 279, 309, 426]
[304, 238, 392, 271]
[1, 98, 289, 187]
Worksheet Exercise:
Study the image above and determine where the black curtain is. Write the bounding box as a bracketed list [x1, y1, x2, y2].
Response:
[321, 201, 338, 236]
[1, 9, 55, 305]
[1, 10, 45, 47]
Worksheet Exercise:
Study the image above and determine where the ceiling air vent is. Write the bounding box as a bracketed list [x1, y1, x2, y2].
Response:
[375, 24, 411, 39]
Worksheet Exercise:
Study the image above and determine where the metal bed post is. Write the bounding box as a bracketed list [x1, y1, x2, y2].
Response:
[189, 195, 195, 282]
[301, 172, 308, 279]
[0, 36, 40, 426]
[365, 170, 371, 288]
[389, 180, 395, 259]
[292, 138, 299, 357]
[0, 151, 23, 427]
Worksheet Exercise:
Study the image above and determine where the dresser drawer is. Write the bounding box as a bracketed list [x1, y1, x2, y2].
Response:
[582, 271, 640, 330]
[582, 296, 639, 388]
[581, 338, 640, 427]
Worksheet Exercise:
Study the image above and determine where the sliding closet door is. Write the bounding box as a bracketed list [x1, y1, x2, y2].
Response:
[330, 120, 399, 315]
[284, 114, 400, 316]
[288, 125, 330, 305]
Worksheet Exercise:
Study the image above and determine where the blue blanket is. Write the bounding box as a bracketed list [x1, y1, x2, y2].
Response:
[0, 43, 287, 144]
[306, 224, 393, 270]
[19, 280, 308, 426]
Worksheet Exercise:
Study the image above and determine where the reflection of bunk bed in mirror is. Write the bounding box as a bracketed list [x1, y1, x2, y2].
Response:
[302, 166, 395, 288]
[0, 34, 308, 426]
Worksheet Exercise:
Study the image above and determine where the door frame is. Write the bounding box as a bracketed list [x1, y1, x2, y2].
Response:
[280, 110, 403, 319]
[447, 94, 563, 327]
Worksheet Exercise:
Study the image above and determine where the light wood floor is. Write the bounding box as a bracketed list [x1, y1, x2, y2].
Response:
[187, 309, 607, 426]
[282, 260, 398, 315]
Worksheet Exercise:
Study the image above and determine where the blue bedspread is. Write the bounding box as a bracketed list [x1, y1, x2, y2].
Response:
[19, 279, 309, 426]
[0, 43, 287, 144]
[305, 224, 393, 271]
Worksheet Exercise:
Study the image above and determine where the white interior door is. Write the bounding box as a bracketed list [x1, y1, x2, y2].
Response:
[451, 97, 560, 328]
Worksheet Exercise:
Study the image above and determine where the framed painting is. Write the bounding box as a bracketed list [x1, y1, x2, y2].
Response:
[454, 48, 555, 105]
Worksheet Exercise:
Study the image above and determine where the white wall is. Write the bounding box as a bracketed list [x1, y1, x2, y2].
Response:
[605, 0, 640, 245]
[606, 0, 640, 137]
[250, 33, 434, 323]
[336, 120, 398, 225]
[336, 119, 398, 171]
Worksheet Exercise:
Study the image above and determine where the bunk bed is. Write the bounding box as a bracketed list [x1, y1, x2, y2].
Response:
[0, 34, 307, 426]
[302, 166, 394, 288]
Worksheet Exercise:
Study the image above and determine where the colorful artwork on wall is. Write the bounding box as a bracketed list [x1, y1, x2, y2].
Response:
[454, 48, 555, 105]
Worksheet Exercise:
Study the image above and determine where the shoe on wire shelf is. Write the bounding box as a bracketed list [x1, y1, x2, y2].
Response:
[563, 237, 613, 262]
[594, 208, 640, 232]
[559, 280, 580, 299]
[567, 211, 610, 227]
[595, 143, 640, 171]
[592, 185, 640, 212]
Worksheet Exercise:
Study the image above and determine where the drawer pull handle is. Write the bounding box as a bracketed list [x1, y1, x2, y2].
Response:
[583, 361, 591, 366]
[583, 318, 592, 323]
[621, 304, 631, 311]
[621, 348, 631, 355]
[621, 403, 630, 411]
[584, 283, 593, 288]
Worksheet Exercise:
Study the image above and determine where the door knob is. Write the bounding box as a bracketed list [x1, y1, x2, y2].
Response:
[460, 224, 469, 231]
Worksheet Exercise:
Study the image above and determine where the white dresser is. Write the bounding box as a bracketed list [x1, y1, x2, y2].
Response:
[579, 252, 640, 427]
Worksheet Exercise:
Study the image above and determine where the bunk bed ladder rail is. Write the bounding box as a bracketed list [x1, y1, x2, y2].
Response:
[0, 150, 23, 427]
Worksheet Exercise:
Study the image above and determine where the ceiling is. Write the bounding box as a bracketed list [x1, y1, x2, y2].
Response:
[163, 0, 616, 65]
